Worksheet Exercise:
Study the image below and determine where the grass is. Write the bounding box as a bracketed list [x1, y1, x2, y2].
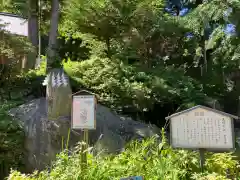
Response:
[7, 129, 240, 180]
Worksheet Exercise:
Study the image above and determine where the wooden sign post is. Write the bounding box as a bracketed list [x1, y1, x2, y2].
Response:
[199, 148, 205, 172]
[166, 105, 238, 172]
[71, 90, 97, 170]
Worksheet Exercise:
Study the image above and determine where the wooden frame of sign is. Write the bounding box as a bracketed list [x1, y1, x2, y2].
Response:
[166, 105, 238, 152]
[166, 105, 238, 172]
[71, 90, 97, 130]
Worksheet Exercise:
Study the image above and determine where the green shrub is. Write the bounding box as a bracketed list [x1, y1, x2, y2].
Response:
[191, 173, 231, 180]
[63, 56, 207, 114]
[0, 100, 25, 179]
[205, 152, 240, 177]
[15, 59, 47, 98]
[26, 58, 47, 77]
[8, 129, 240, 180]
[63, 57, 153, 112]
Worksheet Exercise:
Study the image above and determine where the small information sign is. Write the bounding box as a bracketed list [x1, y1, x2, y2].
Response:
[72, 95, 96, 130]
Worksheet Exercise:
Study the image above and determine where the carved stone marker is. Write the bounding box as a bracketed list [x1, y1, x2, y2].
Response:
[46, 68, 72, 120]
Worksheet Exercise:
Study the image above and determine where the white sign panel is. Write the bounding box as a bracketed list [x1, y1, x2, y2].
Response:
[0, 14, 28, 36]
[170, 107, 234, 150]
[72, 95, 96, 129]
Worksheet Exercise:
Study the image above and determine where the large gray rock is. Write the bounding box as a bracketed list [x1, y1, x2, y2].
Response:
[8, 98, 159, 172]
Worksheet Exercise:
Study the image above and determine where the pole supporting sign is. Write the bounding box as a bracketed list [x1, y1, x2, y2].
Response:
[71, 90, 97, 130]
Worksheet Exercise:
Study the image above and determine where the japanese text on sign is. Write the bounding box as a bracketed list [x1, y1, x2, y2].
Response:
[170, 108, 234, 149]
[72, 95, 96, 129]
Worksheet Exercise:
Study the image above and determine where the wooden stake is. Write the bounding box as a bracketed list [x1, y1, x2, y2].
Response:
[81, 129, 89, 171]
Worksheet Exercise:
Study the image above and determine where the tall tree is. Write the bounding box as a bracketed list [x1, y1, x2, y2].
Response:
[27, 0, 39, 69]
[182, 0, 240, 114]
[46, 0, 60, 71]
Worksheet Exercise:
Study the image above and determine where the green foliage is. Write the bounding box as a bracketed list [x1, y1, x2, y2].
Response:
[17, 59, 47, 98]
[0, 24, 30, 178]
[26, 58, 47, 77]
[64, 0, 137, 40]
[64, 0, 188, 62]
[63, 56, 206, 114]
[59, 0, 240, 117]
[205, 152, 240, 177]
[58, 29, 107, 60]
[7, 130, 240, 180]
[0, 0, 27, 14]
[64, 0, 179, 58]
[0, 26, 35, 100]
[0, 31, 33, 58]
[0, 100, 25, 179]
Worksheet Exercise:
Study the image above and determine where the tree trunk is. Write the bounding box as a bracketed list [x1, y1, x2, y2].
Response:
[175, 6, 180, 16]
[105, 37, 111, 58]
[27, 0, 38, 69]
[46, 0, 60, 72]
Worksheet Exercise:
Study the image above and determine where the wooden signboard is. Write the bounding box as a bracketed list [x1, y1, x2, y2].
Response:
[166, 105, 238, 151]
[166, 105, 238, 172]
[71, 93, 96, 130]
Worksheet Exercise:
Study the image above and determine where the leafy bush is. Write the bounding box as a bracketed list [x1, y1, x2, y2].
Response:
[0, 100, 25, 179]
[205, 152, 240, 177]
[58, 30, 107, 60]
[15, 59, 47, 98]
[8, 129, 240, 180]
[0, 27, 34, 100]
[63, 56, 207, 116]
